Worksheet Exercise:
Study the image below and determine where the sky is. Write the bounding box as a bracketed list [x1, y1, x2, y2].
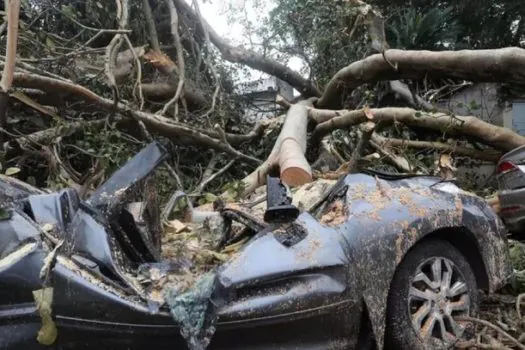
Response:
[197, 0, 306, 85]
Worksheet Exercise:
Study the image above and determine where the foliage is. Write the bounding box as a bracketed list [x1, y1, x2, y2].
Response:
[386, 7, 461, 50]
[371, 0, 525, 49]
[263, 0, 369, 88]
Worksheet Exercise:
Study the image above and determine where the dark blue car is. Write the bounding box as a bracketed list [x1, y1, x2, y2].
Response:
[0, 142, 512, 350]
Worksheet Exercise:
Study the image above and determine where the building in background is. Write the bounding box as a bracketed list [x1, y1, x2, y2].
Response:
[237, 76, 295, 122]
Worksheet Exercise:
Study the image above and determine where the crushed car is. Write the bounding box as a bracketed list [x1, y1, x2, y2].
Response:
[0, 141, 512, 350]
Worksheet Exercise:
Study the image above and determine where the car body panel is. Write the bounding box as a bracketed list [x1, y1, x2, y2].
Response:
[217, 173, 511, 349]
[496, 145, 525, 234]
[0, 142, 512, 350]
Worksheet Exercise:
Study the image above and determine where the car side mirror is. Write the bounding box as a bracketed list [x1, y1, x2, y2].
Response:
[263, 175, 299, 224]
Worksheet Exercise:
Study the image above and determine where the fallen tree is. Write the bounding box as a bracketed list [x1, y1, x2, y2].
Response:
[1, 0, 525, 203]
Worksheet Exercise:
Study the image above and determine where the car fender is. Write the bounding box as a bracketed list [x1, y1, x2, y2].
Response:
[339, 174, 511, 349]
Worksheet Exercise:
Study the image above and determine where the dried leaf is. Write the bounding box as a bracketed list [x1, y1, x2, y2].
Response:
[166, 220, 188, 234]
[33, 288, 57, 346]
[5, 167, 20, 176]
[10, 91, 61, 120]
[363, 106, 374, 120]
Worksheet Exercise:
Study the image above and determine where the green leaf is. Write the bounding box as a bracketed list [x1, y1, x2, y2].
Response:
[0, 208, 11, 220]
[45, 37, 55, 50]
[204, 193, 218, 203]
[96, 1, 103, 9]
[414, 111, 422, 118]
[5, 167, 20, 176]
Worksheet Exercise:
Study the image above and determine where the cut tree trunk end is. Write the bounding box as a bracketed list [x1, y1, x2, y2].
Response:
[231, 100, 314, 199]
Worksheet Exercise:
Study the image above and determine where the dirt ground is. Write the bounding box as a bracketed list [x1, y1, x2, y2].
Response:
[458, 292, 525, 349]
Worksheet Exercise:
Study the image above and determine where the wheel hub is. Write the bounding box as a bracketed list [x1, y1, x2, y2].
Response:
[407, 257, 470, 344]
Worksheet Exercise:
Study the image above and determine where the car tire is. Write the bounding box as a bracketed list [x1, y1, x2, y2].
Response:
[385, 239, 479, 350]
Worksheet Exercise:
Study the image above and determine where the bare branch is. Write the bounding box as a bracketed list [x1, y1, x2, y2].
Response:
[348, 122, 376, 173]
[317, 47, 525, 109]
[311, 107, 525, 151]
[161, 0, 186, 117]
[192, 157, 237, 196]
[0, 0, 21, 126]
[371, 134, 502, 162]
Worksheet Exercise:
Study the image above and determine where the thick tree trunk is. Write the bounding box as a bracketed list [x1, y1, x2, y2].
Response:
[232, 100, 314, 198]
[317, 47, 525, 109]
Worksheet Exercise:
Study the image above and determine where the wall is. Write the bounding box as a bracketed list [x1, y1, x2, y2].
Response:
[436, 83, 505, 126]
[434, 83, 509, 188]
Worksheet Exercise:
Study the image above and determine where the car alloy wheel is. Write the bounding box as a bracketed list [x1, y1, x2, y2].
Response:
[408, 257, 470, 343]
[385, 239, 478, 350]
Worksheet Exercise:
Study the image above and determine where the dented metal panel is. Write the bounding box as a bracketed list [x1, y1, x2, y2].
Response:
[0, 142, 512, 350]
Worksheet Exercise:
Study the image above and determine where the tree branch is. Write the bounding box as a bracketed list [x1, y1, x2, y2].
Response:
[142, 0, 161, 51]
[11, 72, 261, 162]
[371, 134, 502, 162]
[311, 107, 525, 151]
[348, 122, 376, 173]
[160, 0, 186, 117]
[0, 0, 21, 127]
[317, 47, 525, 109]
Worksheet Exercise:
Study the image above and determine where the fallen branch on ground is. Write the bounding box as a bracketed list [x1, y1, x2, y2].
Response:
[454, 316, 525, 350]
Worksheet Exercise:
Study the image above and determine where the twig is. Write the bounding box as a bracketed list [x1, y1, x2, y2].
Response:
[516, 293, 525, 320]
[192, 0, 220, 120]
[192, 157, 237, 196]
[455, 316, 525, 350]
[200, 152, 219, 184]
[123, 35, 145, 110]
[161, 0, 186, 118]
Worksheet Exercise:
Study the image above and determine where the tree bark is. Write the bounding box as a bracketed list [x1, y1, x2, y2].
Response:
[0, 0, 21, 127]
[371, 134, 502, 162]
[317, 47, 525, 109]
[311, 107, 525, 151]
[232, 100, 314, 198]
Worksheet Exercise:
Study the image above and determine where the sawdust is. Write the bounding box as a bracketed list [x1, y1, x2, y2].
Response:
[0, 242, 37, 270]
[320, 200, 348, 226]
